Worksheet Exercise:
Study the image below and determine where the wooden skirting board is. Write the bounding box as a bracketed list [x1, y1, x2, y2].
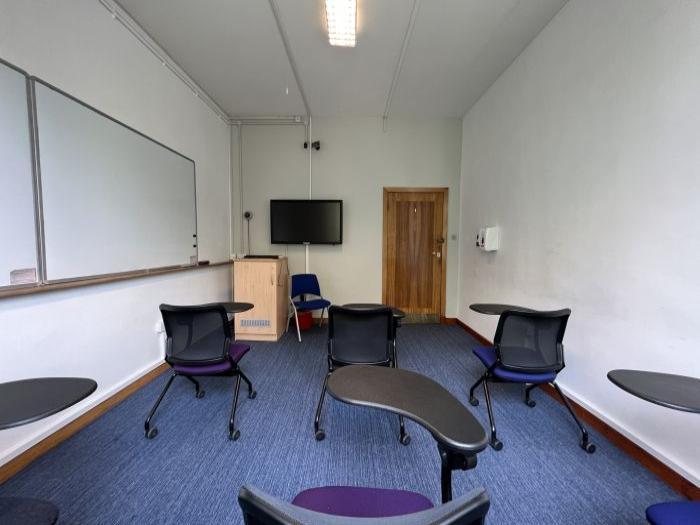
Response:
[442, 317, 700, 500]
[0, 363, 169, 485]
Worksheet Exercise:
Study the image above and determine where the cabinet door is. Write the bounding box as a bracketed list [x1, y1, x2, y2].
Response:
[234, 261, 275, 335]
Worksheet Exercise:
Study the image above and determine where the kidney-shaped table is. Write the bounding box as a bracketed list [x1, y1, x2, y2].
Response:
[0, 377, 97, 524]
[327, 365, 488, 503]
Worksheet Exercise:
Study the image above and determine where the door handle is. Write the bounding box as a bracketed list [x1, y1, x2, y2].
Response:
[432, 251, 441, 258]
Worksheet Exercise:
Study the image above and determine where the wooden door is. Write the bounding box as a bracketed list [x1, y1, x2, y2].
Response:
[383, 188, 447, 321]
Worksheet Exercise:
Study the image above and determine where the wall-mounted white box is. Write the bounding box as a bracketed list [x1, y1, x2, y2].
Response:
[476, 227, 499, 251]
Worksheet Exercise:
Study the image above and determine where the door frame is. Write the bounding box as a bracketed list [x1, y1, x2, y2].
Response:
[382, 187, 449, 318]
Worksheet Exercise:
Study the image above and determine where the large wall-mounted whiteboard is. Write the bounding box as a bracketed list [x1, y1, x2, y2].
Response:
[0, 61, 38, 288]
[34, 81, 198, 282]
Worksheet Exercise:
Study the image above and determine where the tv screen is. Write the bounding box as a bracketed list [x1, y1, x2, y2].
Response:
[270, 200, 342, 245]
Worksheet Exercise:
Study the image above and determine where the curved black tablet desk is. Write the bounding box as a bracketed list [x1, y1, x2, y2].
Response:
[469, 303, 537, 315]
[608, 369, 700, 520]
[0, 377, 97, 430]
[201, 302, 254, 314]
[607, 370, 700, 413]
[327, 365, 488, 503]
[0, 377, 96, 523]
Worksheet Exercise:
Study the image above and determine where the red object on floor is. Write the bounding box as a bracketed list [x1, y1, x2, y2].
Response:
[298, 311, 313, 331]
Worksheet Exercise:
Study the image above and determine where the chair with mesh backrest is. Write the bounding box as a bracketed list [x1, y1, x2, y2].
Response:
[144, 304, 256, 441]
[468, 309, 596, 453]
[313, 305, 409, 445]
[287, 274, 332, 342]
[238, 484, 490, 524]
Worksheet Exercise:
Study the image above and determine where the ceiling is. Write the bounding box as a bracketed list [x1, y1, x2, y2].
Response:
[115, 0, 567, 118]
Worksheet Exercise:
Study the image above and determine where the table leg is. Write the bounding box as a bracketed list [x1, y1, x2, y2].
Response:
[437, 445, 478, 503]
[440, 450, 453, 503]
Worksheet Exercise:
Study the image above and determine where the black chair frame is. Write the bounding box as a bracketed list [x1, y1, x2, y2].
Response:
[144, 304, 256, 441]
[467, 309, 595, 453]
[314, 306, 410, 446]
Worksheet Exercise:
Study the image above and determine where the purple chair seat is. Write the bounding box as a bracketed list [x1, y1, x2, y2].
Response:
[646, 501, 700, 525]
[229, 343, 250, 363]
[292, 486, 433, 518]
[173, 343, 250, 375]
[473, 346, 556, 383]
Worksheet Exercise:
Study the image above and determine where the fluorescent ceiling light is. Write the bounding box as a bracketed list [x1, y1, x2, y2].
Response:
[325, 0, 356, 47]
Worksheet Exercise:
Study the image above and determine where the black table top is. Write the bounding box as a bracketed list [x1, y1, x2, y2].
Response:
[198, 302, 254, 314]
[342, 303, 406, 319]
[0, 377, 97, 430]
[222, 302, 254, 314]
[469, 303, 538, 315]
[327, 365, 488, 453]
[607, 369, 700, 413]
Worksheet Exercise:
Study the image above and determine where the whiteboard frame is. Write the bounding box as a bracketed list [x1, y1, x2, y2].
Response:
[0, 57, 43, 292]
[0, 54, 200, 291]
[31, 77, 199, 284]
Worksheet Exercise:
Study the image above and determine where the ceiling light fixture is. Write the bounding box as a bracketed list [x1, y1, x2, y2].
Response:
[325, 0, 356, 47]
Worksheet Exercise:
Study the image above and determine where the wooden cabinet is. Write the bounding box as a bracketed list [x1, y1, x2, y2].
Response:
[233, 257, 289, 341]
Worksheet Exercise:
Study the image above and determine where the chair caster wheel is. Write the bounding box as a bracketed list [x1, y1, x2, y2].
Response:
[490, 438, 503, 451]
[248, 390, 257, 399]
[145, 427, 158, 439]
[581, 441, 596, 454]
[469, 398, 479, 407]
[525, 400, 536, 408]
[315, 429, 325, 441]
[229, 429, 240, 441]
[400, 434, 411, 446]
[196, 390, 205, 399]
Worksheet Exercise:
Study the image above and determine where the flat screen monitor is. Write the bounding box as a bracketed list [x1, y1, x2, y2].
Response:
[270, 200, 342, 245]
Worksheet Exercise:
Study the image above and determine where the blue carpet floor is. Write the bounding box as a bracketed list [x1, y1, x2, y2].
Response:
[0, 325, 681, 524]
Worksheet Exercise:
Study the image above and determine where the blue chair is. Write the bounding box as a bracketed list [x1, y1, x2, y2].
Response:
[144, 304, 256, 441]
[646, 502, 700, 524]
[238, 484, 490, 524]
[468, 309, 596, 453]
[288, 273, 331, 342]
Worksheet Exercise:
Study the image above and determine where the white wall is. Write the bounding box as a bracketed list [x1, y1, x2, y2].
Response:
[458, 0, 700, 484]
[238, 124, 309, 274]
[239, 117, 463, 315]
[0, 0, 232, 464]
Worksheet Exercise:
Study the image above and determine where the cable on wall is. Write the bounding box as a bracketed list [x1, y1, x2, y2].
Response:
[98, 0, 229, 123]
[382, 0, 421, 130]
[267, 0, 311, 118]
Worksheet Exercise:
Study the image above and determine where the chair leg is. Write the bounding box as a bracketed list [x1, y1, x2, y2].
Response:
[469, 373, 487, 406]
[318, 308, 325, 327]
[291, 307, 301, 342]
[524, 383, 538, 407]
[288, 297, 301, 342]
[144, 371, 176, 439]
[398, 415, 411, 445]
[294, 310, 301, 342]
[184, 375, 204, 399]
[551, 382, 596, 453]
[482, 378, 503, 450]
[239, 370, 257, 399]
[314, 372, 331, 441]
[228, 374, 242, 441]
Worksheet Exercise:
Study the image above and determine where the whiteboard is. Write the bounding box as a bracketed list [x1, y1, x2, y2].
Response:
[0, 61, 38, 288]
[35, 81, 198, 282]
